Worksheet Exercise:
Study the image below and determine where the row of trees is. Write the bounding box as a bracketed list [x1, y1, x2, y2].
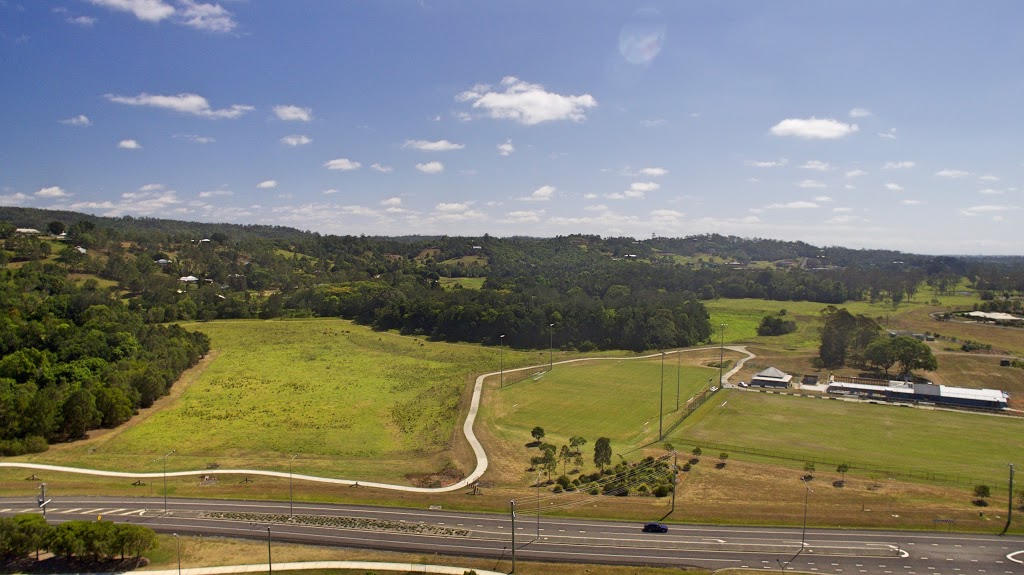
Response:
[818, 306, 937, 377]
[0, 515, 157, 561]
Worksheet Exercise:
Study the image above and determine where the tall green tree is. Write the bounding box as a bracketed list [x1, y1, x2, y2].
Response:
[593, 437, 612, 470]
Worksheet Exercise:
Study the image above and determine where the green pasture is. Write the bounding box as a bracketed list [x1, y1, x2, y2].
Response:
[492, 355, 719, 453]
[24, 318, 538, 481]
[671, 389, 1024, 485]
[438, 276, 486, 290]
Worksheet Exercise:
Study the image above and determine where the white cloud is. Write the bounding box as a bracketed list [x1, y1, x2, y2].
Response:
[0, 192, 31, 206]
[73, 189, 182, 216]
[497, 139, 515, 156]
[198, 189, 232, 198]
[60, 114, 92, 127]
[176, 133, 214, 144]
[36, 186, 71, 198]
[403, 139, 464, 152]
[877, 128, 898, 139]
[505, 209, 544, 223]
[321, 189, 339, 195]
[273, 105, 312, 122]
[585, 204, 608, 212]
[324, 158, 361, 171]
[833, 207, 853, 213]
[770, 117, 859, 139]
[139, 183, 164, 192]
[978, 188, 1004, 195]
[814, 195, 833, 202]
[456, 76, 597, 125]
[639, 167, 668, 177]
[416, 161, 444, 174]
[519, 185, 556, 202]
[960, 205, 1020, 216]
[901, 199, 923, 206]
[979, 175, 999, 182]
[885, 182, 904, 192]
[280, 134, 312, 146]
[826, 214, 868, 225]
[845, 169, 867, 178]
[381, 197, 402, 207]
[88, 0, 174, 22]
[106, 92, 253, 119]
[630, 181, 660, 193]
[583, 193, 598, 200]
[67, 15, 97, 26]
[849, 107, 872, 118]
[640, 118, 665, 127]
[936, 169, 971, 178]
[883, 161, 915, 170]
[118, 139, 141, 149]
[749, 158, 788, 168]
[609, 181, 660, 200]
[435, 202, 469, 212]
[796, 179, 826, 189]
[256, 180, 277, 189]
[89, 0, 236, 32]
[651, 209, 685, 218]
[800, 160, 831, 171]
[370, 163, 394, 173]
[765, 201, 819, 209]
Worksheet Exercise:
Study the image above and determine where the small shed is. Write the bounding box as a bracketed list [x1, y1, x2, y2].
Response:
[750, 367, 793, 388]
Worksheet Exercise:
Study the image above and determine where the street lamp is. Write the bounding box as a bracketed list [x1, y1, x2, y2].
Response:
[499, 334, 505, 388]
[676, 350, 681, 412]
[718, 323, 727, 385]
[289, 453, 298, 518]
[509, 500, 516, 574]
[801, 479, 813, 550]
[549, 323, 554, 371]
[265, 526, 272, 575]
[173, 533, 181, 575]
[157, 449, 176, 513]
[536, 471, 542, 538]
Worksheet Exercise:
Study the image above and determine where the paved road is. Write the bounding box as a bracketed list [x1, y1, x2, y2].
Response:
[2, 496, 1020, 574]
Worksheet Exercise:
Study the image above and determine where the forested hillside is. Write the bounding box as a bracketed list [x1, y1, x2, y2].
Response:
[3, 207, 1023, 452]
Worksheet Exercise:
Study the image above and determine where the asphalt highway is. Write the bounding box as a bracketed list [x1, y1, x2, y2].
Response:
[2, 496, 1021, 574]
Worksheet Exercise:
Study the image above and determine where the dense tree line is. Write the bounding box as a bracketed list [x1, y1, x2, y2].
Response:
[0, 515, 156, 561]
[818, 306, 937, 378]
[0, 262, 209, 454]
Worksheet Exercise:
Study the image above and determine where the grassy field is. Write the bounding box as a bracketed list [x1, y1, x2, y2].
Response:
[438, 276, 486, 290]
[670, 388, 1024, 486]
[22, 318, 541, 483]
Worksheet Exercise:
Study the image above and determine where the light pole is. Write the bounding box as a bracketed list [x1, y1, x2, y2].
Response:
[499, 334, 505, 388]
[1001, 463, 1015, 536]
[549, 323, 554, 371]
[801, 479, 813, 550]
[718, 323, 727, 385]
[510, 500, 516, 574]
[289, 453, 298, 519]
[173, 533, 181, 575]
[659, 351, 665, 440]
[158, 449, 175, 513]
[536, 471, 542, 539]
[266, 527, 272, 575]
[676, 350, 681, 411]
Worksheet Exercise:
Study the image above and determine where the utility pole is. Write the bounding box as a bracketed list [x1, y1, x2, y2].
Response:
[676, 350, 681, 411]
[548, 323, 554, 371]
[801, 480, 812, 550]
[37, 483, 49, 517]
[499, 334, 505, 388]
[173, 533, 181, 575]
[289, 453, 298, 519]
[659, 351, 665, 440]
[536, 473, 541, 539]
[265, 527, 272, 575]
[1001, 463, 1015, 536]
[671, 450, 678, 514]
[510, 500, 516, 574]
[158, 449, 175, 513]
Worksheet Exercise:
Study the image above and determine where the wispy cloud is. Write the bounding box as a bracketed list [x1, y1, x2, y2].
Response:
[748, 158, 788, 168]
[519, 185, 556, 202]
[800, 160, 831, 171]
[960, 204, 1020, 216]
[370, 163, 394, 173]
[877, 128, 898, 139]
[36, 186, 71, 198]
[849, 107, 872, 118]
[403, 139, 464, 151]
[765, 201, 819, 209]
[324, 158, 361, 171]
[176, 133, 215, 144]
[885, 182, 904, 192]
[256, 180, 277, 189]
[60, 114, 91, 127]
[117, 139, 141, 149]
[796, 179, 826, 189]
[106, 92, 253, 119]
[497, 139, 515, 156]
[936, 169, 971, 178]
[770, 117, 859, 139]
[883, 161, 915, 170]
[457, 76, 597, 125]
[845, 169, 867, 178]
[639, 167, 668, 177]
[88, 0, 237, 32]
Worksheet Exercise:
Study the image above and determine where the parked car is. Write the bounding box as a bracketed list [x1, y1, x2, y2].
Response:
[738, 381, 748, 387]
[642, 522, 668, 533]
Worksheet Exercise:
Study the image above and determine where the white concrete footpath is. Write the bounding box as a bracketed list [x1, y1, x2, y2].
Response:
[136, 560, 502, 575]
[0, 346, 754, 494]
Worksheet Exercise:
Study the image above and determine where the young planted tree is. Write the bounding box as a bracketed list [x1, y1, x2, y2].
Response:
[531, 426, 545, 444]
[836, 463, 850, 484]
[559, 444, 572, 476]
[803, 461, 816, 480]
[973, 484, 991, 507]
[718, 452, 729, 468]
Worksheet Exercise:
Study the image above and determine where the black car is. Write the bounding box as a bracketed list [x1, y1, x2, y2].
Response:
[642, 522, 668, 533]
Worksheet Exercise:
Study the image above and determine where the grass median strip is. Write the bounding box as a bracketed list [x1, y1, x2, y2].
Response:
[197, 511, 469, 537]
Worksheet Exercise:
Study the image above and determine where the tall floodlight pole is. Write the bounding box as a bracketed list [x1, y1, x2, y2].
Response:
[536, 471, 542, 538]
[499, 334, 505, 388]
[173, 533, 181, 575]
[510, 500, 516, 574]
[549, 323, 554, 371]
[1001, 463, 1015, 536]
[158, 449, 176, 513]
[659, 352, 665, 440]
[719, 324, 727, 385]
[676, 350, 681, 411]
[289, 453, 298, 518]
[265, 527, 272, 575]
[671, 450, 678, 514]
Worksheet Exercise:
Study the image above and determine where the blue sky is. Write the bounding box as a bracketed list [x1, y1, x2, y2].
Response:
[1, 1, 1022, 254]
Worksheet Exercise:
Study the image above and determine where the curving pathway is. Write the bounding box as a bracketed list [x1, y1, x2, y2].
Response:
[0, 346, 754, 493]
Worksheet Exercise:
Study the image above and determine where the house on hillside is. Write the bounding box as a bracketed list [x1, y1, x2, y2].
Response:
[750, 367, 793, 388]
